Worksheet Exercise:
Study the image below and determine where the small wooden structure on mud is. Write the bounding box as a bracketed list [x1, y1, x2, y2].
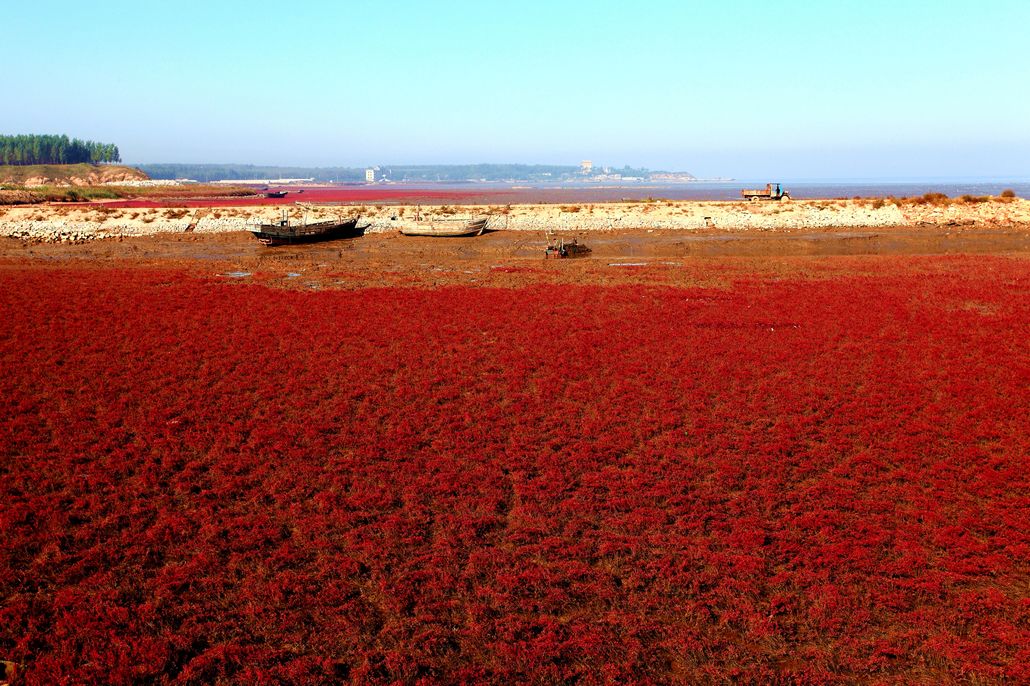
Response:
[545, 234, 591, 259]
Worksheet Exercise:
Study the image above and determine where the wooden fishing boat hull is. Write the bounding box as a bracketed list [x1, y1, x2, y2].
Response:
[251, 218, 363, 246]
[401, 218, 488, 237]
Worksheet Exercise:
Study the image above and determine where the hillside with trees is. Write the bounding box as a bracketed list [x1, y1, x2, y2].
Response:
[0, 134, 121, 166]
[138, 164, 366, 183]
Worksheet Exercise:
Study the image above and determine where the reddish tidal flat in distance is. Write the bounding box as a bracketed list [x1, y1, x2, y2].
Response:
[90, 181, 1030, 208]
[98, 186, 496, 208]
[2, 256, 1028, 683]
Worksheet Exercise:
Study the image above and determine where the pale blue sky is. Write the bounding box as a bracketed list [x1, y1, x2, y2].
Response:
[7, 0, 1030, 178]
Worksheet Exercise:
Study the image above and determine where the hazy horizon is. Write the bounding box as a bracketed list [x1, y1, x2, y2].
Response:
[132, 161, 1030, 185]
[8, 0, 1030, 179]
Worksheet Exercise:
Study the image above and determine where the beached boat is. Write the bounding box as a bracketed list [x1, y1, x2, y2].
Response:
[401, 217, 489, 237]
[251, 211, 363, 246]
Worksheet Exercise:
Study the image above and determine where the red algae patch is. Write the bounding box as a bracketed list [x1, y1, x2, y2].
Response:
[1, 259, 1029, 683]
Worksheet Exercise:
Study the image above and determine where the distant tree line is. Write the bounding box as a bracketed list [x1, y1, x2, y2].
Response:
[140, 163, 588, 183]
[377, 164, 581, 182]
[0, 134, 121, 166]
[139, 162, 678, 183]
[138, 164, 366, 183]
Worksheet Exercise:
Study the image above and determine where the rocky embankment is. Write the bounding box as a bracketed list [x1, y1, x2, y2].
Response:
[1, 199, 1028, 243]
[0, 163, 148, 187]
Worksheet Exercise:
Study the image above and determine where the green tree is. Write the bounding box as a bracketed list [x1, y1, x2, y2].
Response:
[0, 134, 121, 165]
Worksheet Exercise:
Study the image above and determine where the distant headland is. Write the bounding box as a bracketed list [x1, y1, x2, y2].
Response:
[135, 162, 702, 185]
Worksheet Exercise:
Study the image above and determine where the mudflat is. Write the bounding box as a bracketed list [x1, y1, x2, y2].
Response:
[3, 225, 1029, 289]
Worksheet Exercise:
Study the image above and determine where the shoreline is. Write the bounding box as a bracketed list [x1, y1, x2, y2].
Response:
[1, 198, 1028, 244]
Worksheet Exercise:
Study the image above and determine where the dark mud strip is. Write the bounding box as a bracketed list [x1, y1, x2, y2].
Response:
[3, 228, 1030, 268]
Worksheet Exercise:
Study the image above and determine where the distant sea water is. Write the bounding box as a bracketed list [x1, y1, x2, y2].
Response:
[699, 180, 1030, 201]
[142, 179, 1029, 207]
[432, 180, 1030, 203]
[342, 180, 1030, 205]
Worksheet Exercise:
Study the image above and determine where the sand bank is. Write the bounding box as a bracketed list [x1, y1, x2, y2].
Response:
[1, 198, 1027, 243]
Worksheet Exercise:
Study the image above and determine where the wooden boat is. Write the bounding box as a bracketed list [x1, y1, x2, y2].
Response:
[265, 190, 288, 199]
[401, 217, 489, 237]
[251, 211, 363, 246]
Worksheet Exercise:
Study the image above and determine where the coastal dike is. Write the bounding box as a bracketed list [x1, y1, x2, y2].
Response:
[1, 198, 1028, 243]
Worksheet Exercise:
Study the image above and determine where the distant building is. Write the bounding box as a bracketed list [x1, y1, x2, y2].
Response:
[580, 160, 593, 175]
[365, 168, 376, 182]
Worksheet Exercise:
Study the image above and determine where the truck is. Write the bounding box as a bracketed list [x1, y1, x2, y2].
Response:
[741, 183, 790, 201]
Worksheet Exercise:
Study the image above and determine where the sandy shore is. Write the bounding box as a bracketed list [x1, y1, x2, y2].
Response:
[1, 198, 1028, 243]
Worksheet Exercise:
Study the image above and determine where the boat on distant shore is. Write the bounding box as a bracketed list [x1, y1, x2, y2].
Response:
[251, 210, 363, 246]
[401, 217, 489, 237]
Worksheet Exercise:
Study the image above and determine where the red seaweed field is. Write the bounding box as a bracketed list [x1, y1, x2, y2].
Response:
[2, 258, 1029, 684]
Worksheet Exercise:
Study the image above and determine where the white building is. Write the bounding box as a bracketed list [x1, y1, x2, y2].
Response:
[580, 160, 593, 174]
[365, 168, 376, 182]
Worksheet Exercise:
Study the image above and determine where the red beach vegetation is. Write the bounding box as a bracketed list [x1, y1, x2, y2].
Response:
[1, 258, 1028, 683]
